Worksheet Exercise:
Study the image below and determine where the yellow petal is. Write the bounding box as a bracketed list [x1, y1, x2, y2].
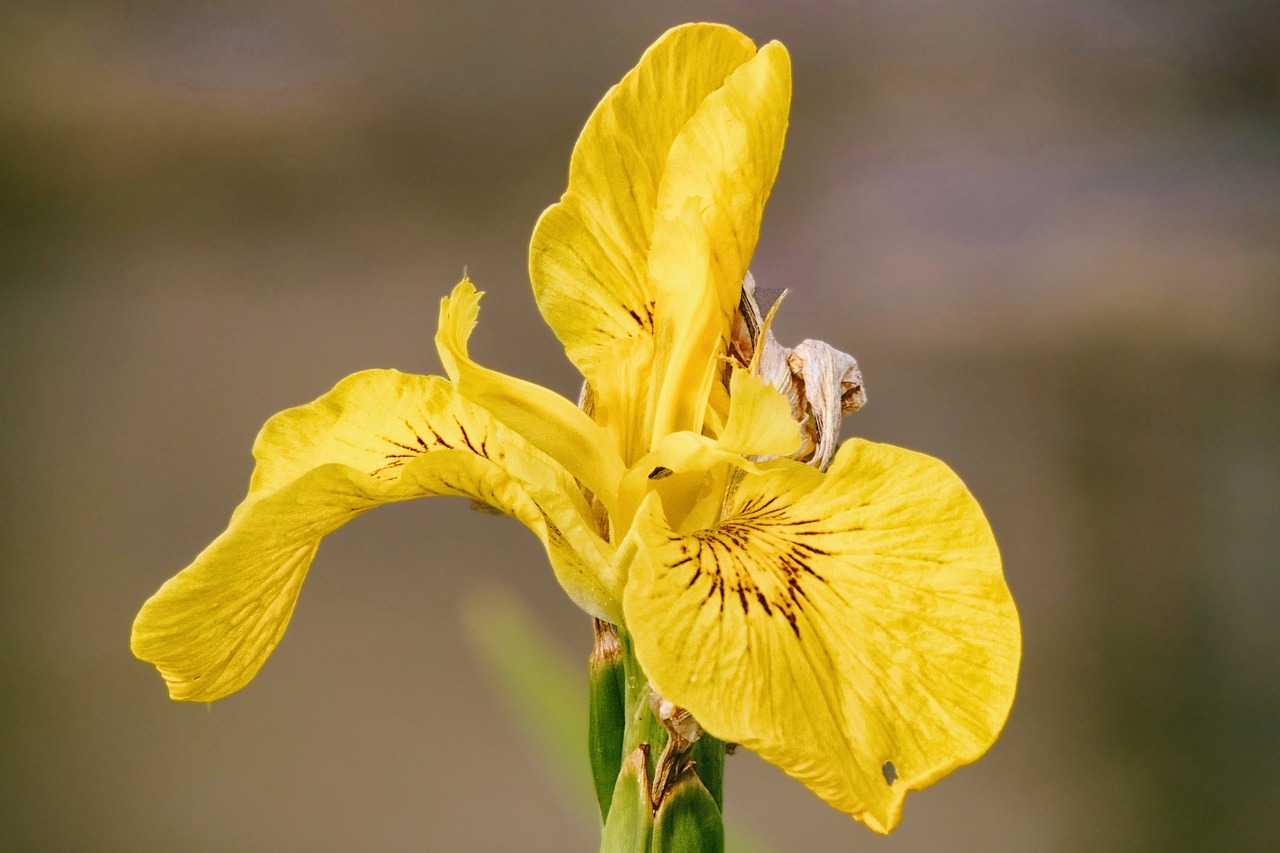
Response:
[646, 201, 722, 441]
[435, 278, 625, 513]
[653, 39, 791, 329]
[617, 432, 732, 539]
[623, 440, 1020, 833]
[716, 366, 803, 458]
[587, 340, 654, 466]
[529, 23, 756, 378]
[646, 41, 792, 443]
[529, 24, 759, 456]
[133, 370, 617, 702]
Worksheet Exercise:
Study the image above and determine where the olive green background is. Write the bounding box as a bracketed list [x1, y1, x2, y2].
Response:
[2, 1, 1277, 850]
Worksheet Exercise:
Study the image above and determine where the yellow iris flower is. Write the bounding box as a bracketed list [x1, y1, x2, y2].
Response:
[132, 23, 1020, 834]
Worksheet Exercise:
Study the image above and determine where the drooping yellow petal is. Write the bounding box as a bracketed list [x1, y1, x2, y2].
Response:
[623, 440, 1020, 833]
[435, 278, 625, 513]
[132, 370, 618, 702]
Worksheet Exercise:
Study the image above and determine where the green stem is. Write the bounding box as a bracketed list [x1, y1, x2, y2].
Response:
[589, 620, 628, 819]
[595, 625, 725, 853]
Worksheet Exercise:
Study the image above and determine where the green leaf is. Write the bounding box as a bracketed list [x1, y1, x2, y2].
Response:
[653, 771, 723, 853]
[590, 624, 628, 819]
[600, 747, 655, 853]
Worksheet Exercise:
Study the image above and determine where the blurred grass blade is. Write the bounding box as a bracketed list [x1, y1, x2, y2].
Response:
[463, 583, 776, 853]
[725, 822, 775, 853]
[462, 584, 596, 824]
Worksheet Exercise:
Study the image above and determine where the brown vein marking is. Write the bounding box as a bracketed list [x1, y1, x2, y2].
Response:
[369, 459, 407, 479]
[740, 494, 782, 515]
[369, 419, 465, 481]
[783, 611, 800, 637]
[427, 425, 454, 449]
[370, 435, 422, 479]
[680, 501, 842, 638]
[401, 419, 431, 450]
[793, 541, 832, 558]
[454, 418, 482, 455]
[699, 537, 727, 612]
[685, 563, 702, 589]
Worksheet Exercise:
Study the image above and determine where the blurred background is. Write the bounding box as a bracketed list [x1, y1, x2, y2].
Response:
[2, 1, 1277, 850]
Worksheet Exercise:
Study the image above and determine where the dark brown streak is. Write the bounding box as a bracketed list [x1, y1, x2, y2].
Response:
[794, 525, 862, 535]
[697, 539, 726, 612]
[752, 495, 782, 514]
[793, 541, 832, 558]
[428, 426, 454, 449]
[400, 419, 431, 450]
[799, 562, 827, 583]
[454, 418, 481, 455]
[382, 437, 421, 454]
[786, 575, 812, 605]
[784, 611, 800, 638]
[717, 523, 750, 549]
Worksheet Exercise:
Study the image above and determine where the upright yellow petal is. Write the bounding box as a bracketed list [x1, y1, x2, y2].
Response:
[132, 371, 617, 702]
[646, 41, 792, 444]
[529, 23, 756, 378]
[586, 339, 654, 467]
[653, 39, 791, 327]
[716, 366, 803, 458]
[623, 440, 1020, 833]
[646, 201, 722, 441]
[529, 24, 760, 459]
